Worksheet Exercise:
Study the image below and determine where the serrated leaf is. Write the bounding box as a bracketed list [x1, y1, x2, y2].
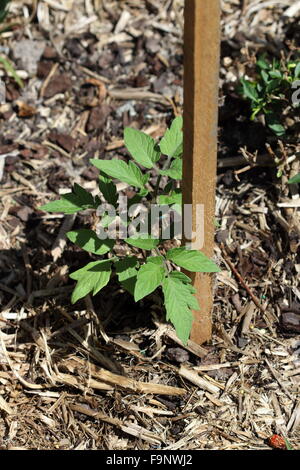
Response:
[147, 256, 164, 265]
[99, 172, 118, 206]
[158, 190, 182, 205]
[172, 142, 183, 159]
[134, 259, 165, 302]
[169, 271, 192, 284]
[90, 158, 149, 189]
[159, 159, 182, 180]
[125, 236, 159, 250]
[159, 116, 183, 158]
[138, 188, 149, 197]
[40, 184, 97, 214]
[288, 172, 300, 184]
[162, 276, 198, 344]
[67, 229, 114, 255]
[69, 260, 111, 303]
[114, 256, 138, 295]
[166, 247, 220, 273]
[124, 127, 160, 168]
[100, 213, 116, 228]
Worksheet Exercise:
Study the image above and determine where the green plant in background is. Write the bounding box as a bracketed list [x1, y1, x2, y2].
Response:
[0, 0, 10, 23]
[40, 117, 220, 344]
[0, 56, 24, 88]
[0, 1, 24, 88]
[288, 173, 300, 184]
[240, 54, 300, 137]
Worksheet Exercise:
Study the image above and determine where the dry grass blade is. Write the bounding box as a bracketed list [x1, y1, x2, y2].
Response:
[0, 395, 13, 414]
[60, 357, 186, 396]
[179, 366, 221, 394]
[70, 404, 164, 445]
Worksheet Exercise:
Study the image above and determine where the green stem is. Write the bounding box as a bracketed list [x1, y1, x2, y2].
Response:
[154, 247, 169, 275]
[153, 155, 173, 202]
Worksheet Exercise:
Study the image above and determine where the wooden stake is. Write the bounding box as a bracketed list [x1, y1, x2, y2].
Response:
[183, 0, 221, 344]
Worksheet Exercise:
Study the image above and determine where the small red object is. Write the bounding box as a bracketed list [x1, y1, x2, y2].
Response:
[268, 435, 287, 450]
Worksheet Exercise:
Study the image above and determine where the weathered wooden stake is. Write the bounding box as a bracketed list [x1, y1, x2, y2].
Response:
[183, 0, 221, 344]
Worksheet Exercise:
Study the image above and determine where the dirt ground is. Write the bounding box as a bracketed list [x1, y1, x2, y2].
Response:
[0, 0, 299, 450]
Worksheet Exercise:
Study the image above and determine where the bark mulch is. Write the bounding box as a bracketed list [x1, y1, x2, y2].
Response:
[0, 0, 299, 450]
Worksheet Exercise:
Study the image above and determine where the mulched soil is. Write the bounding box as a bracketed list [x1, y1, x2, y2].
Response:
[0, 0, 299, 450]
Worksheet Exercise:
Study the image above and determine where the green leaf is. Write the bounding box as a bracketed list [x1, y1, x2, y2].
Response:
[158, 190, 182, 206]
[124, 128, 160, 168]
[241, 78, 259, 102]
[125, 236, 159, 250]
[40, 184, 97, 214]
[0, 56, 24, 88]
[90, 158, 149, 189]
[285, 438, 294, 451]
[163, 182, 174, 194]
[147, 255, 164, 265]
[295, 62, 300, 78]
[169, 271, 192, 284]
[67, 229, 114, 255]
[100, 213, 116, 228]
[288, 173, 300, 184]
[266, 115, 285, 136]
[98, 172, 118, 206]
[256, 56, 269, 70]
[159, 116, 183, 158]
[269, 70, 282, 79]
[172, 142, 183, 159]
[162, 276, 198, 344]
[69, 260, 111, 303]
[159, 159, 182, 180]
[266, 78, 281, 93]
[166, 247, 220, 272]
[138, 188, 149, 197]
[114, 256, 138, 295]
[134, 259, 165, 302]
[0, 0, 10, 23]
[261, 70, 270, 84]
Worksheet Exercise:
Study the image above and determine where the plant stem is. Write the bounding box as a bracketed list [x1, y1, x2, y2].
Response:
[154, 247, 170, 274]
[153, 155, 172, 202]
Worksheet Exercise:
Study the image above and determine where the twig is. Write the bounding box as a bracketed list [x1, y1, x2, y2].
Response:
[220, 244, 267, 315]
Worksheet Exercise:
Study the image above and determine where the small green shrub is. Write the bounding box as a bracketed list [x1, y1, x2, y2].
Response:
[40, 117, 220, 343]
[239, 54, 300, 136]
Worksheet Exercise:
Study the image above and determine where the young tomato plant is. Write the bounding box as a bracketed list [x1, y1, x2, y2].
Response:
[40, 117, 220, 344]
[240, 54, 300, 137]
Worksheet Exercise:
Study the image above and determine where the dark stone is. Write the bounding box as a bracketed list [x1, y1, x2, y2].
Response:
[43, 74, 72, 99]
[48, 131, 75, 153]
[281, 312, 300, 333]
[37, 61, 53, 79]
[87, 104, 111, 132]
[166, 347, 189, 364]
[42, 46, 58, 60]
